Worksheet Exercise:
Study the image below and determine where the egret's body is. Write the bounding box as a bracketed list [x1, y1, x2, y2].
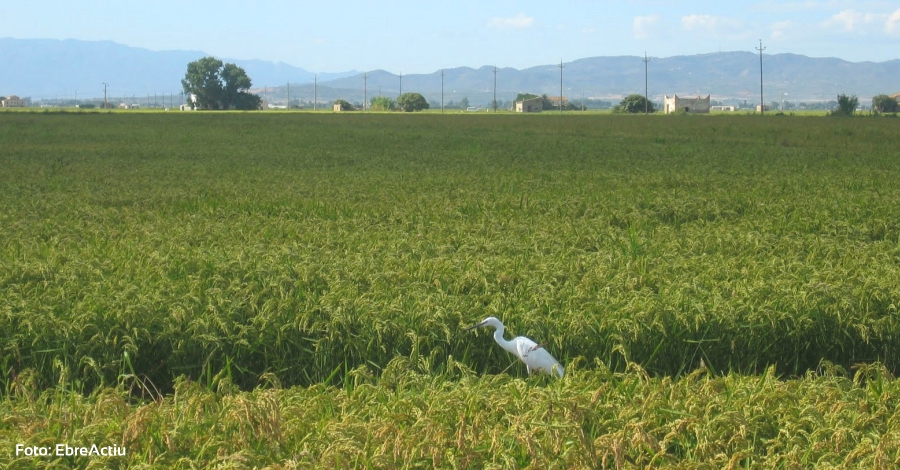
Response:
[465, 317, 564, 378]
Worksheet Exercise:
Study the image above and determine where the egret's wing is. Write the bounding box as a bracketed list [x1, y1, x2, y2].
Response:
[522, 346, 564, 378]
[514, 336, 539, 361]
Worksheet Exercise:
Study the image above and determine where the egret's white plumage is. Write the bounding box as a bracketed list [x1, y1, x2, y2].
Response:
[464, 316, 564, 378]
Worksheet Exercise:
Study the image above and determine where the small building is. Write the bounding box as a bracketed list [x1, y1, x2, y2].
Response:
[333, 103, 343, 112]
[664, 94, 710, 114]
[1, 95, 26, 107]
[756, 104, 770, 112]
[710, 105, 735, 112]
[515, 97, 543, 113]
[547, 96, 568, 108]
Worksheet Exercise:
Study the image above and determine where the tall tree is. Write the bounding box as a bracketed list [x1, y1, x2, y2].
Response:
[872, 94, 899, 113]
[182, 57, 260, 110]
[832, 94, 859, 116]
[614, 94, 656, 113]
[397, 93, 429, 112]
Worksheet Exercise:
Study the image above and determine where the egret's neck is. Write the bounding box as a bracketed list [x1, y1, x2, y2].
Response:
[492, 326, 518, 356]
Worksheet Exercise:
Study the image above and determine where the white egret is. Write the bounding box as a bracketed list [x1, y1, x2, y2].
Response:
[464, 316, 564, 378]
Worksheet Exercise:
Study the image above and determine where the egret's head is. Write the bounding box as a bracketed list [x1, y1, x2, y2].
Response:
[464, 316, 503, 331]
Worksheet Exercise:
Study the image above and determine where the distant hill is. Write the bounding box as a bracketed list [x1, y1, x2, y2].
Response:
[0, 38, 356, 100]
[310, 52, 899, 106]
[2, 38, 898, 106]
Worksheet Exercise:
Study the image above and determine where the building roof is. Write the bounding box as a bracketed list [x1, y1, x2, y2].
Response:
[666, 94, 710, 100]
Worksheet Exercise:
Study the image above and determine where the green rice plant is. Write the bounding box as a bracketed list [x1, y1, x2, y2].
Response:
[1, 112, 899, 397]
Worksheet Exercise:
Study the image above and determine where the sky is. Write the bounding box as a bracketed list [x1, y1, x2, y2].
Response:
[5, 1, 900, 73]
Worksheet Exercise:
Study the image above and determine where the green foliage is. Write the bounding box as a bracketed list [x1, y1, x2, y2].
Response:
[333, 98, 353, 111]
[872, 94, 899, 113]
[614, 93, 656, 113]
[181, 57, 260, 110]
[370, 96, 395, 111]
[397, 92, 429, 112]
[832, 93, 859, 116]
[540, 94, 556, 110]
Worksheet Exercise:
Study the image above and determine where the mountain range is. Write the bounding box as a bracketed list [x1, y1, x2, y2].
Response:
[2, 38, 898, 105]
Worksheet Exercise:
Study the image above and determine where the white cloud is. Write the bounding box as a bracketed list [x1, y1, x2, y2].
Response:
[681, 14, 745, 38]
[770, 20, 795, 40]
[633, 15, 660, 39]
[488, 13, 535, 29]
[822, 9, 884, 32]
[886, 8, 900, 35]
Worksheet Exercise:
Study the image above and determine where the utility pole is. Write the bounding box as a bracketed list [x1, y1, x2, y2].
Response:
[363, 73, 368, 112]
[314, 75, 317, 111]
[287, 81, 290, 110]
[441, 69, 445, 114]
[643, 52, 651, 114]
[493, 66, 498, 112]
[103, 82, 108, 109]
[399, 71, 402, 97]
[757, 39, 766, 115]
[558, 60, 564, 114]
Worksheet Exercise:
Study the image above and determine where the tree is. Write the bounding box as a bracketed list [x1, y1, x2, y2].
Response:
[370, 96, 395, 111]
[831, 94, 859, 116]
[872, 94, 899, 114]
[613, 94, 656, 113]
[181, 57, 261, 110]
[397, 93, 429, 112]
[460, 97, 469, 109]
[333, 99, 353, 111]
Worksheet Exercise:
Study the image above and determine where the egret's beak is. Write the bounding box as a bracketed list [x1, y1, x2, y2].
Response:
[463, 321, 486, 331]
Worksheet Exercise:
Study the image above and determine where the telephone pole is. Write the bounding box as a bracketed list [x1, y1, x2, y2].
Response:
[102, 82, 108, 109]
[756, 39, 766, 115]
[363, 73, 368, 112]
[643, 52, 651, 114]
[399, 71, 402, 97]
[314, 75, 317, 111]
[558, 59, 564, 114]
[287, 81, 290, 110]
[493, 66, 498, 112]
[441, 70, 445, 114]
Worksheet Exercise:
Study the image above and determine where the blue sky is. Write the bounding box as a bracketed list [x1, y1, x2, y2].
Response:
[6, 1, 900, 73]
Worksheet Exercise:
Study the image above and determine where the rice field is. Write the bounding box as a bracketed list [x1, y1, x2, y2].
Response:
[1, 111, 899, 468]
